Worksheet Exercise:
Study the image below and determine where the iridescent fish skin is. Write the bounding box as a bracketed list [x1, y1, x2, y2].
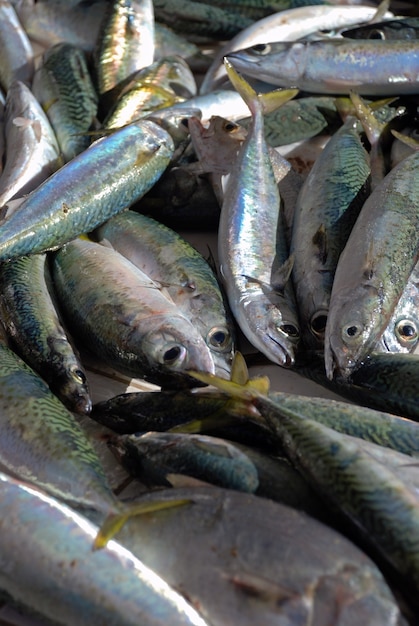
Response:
[227, 39, 419, 96]
[342, 16, 419, 41]
[290, 117, 371, 349]
[218, 61, 300, 367]
[0, 119, 174, 261]
[52, 237, 216, 388]
[0, 253, 91, 415]
[0, 341, 116, 514]
[0, 472, 210, 626]
[103, 55, 196, 130]
[109, 430, 260, 493]
[325, 149, 419, 380]
[94, 0, 155, 104]
[0, 80, 62, 211]
[95, 210, 235, 378]
[32, 42, 98, 162]
[200, 5, 393, 94]
[0, 1, 34, 91]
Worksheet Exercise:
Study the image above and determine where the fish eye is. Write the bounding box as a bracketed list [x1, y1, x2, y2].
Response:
[223, 120, 239, 133]
[395, 319, 419, 347]
[161, 344, 187, 367]
[207, 327, 232, 352]
[367, 29, 386, 40]
[310, 311, 328, 338]
[342, 323, 363, 342]
[71, 367, 87, 385]
[279, 322, 300, 339]
[251, 43, 271, 55]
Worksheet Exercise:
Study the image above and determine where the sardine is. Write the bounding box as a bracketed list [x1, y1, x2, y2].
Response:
[0, 253, 91, 414]
[32, 42, 99, 162]
[218, 60, 300, 367]
[52, 237, 216, 388]
[227, 38, 419, 96]
[95, 210, 235, 378]
[324, 148, 419, 380]
[0, 119, 174, 261]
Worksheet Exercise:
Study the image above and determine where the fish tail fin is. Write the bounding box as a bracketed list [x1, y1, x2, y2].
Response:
[223, 57, 298, 117]
[93, 498, 191, 550]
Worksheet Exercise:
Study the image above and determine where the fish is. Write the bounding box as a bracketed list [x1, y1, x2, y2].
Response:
[342, 16, 419, 41]
[95, 209, 235, 377]
[0, 253, 92, 415]
[290, 115, 371, 349]
[0, 80, 62, 213]
[226, 38, 419, 96]
[200, 4, 394, 93]
[0, 472, 210, 626]
[93, 0, 155, 107]
[52, 237, 216, 388]
[218, 59, 300, 367]
[0, 1, 34, 91]
[0, 119, 174, 261]
[32, 42, 99, 162]
[117, 485, 405, 626]
[108, 430, 260, 493]
[324, 148, 419, 380]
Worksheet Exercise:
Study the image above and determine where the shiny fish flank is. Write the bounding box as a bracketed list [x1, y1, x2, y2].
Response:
[0, 80, 62, 212]
[325, 149, 419, 380]
[0, 1, 34, 91]
[0, 340, 117, 514]
[52, 237, 216, 388]
[290, 117, 371, 349]
[0, 472, 210, 626]
[32, 43, 98, 162]
[0, 253, 91, 415]
[95, 210, 235, 378]
[200, 4, 394, 94]
[0, 119, 174, 261]
[227, 39, 419, 96]
[94, 0, 155, 104]
[218, 60, 300, 367]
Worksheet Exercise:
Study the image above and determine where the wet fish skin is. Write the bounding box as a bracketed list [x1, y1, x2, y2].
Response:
[0, 472, 210, 626]
[218, 60, 300, 367]
[227, 39, 419, 96]
[342, 16, 419, 41]
[0, 1, 34, 91]
[109, 430, 260, 493]
[52, 237, 216, 388]
[0, 80, 62, 211]
[324, 149, 419, 380]
[0, 119, 174, 261]
[32, 42, 98, 162]
[95, 210, 235, 378]
[0, 253, 92, 415]
[290, 117, 371, 349]
[118, 486, 406, 626]
[0, 340, 116, 514]
[94, 0, 155, 105]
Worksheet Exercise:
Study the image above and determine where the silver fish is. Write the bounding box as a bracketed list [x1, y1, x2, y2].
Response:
[0, 1, 34, 91]
[0, 119, 174, 261]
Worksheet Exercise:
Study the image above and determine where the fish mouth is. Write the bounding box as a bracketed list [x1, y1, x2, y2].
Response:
[267, 334, 295, 368]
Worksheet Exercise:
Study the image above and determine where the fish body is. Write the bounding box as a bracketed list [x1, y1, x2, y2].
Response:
[0, 1, 34, 91]
[32, 42, 99, 162]
[52, 237, 216, 388]
[96, 210, 235, 377]
[109, 431, 260, 492]
[94, 0, 155, 103]
[0, 119, 174, 261]
[342, 16, 419, 41]
[290, 117, 371, 348]
[0, 472, 209, 626]
[0, 340, 116, 514]
[0, 80, 62, 211]
[0, 253, 91, 415]
[218, 61, 300, 366]
[227, 39, 419, 96]
[325, 148, 419, 379]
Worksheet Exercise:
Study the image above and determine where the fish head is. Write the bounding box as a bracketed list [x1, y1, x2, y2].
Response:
[205, 325, 235, 380]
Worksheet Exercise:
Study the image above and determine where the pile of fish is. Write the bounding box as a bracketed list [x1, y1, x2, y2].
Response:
[3, 0, 419, 624]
